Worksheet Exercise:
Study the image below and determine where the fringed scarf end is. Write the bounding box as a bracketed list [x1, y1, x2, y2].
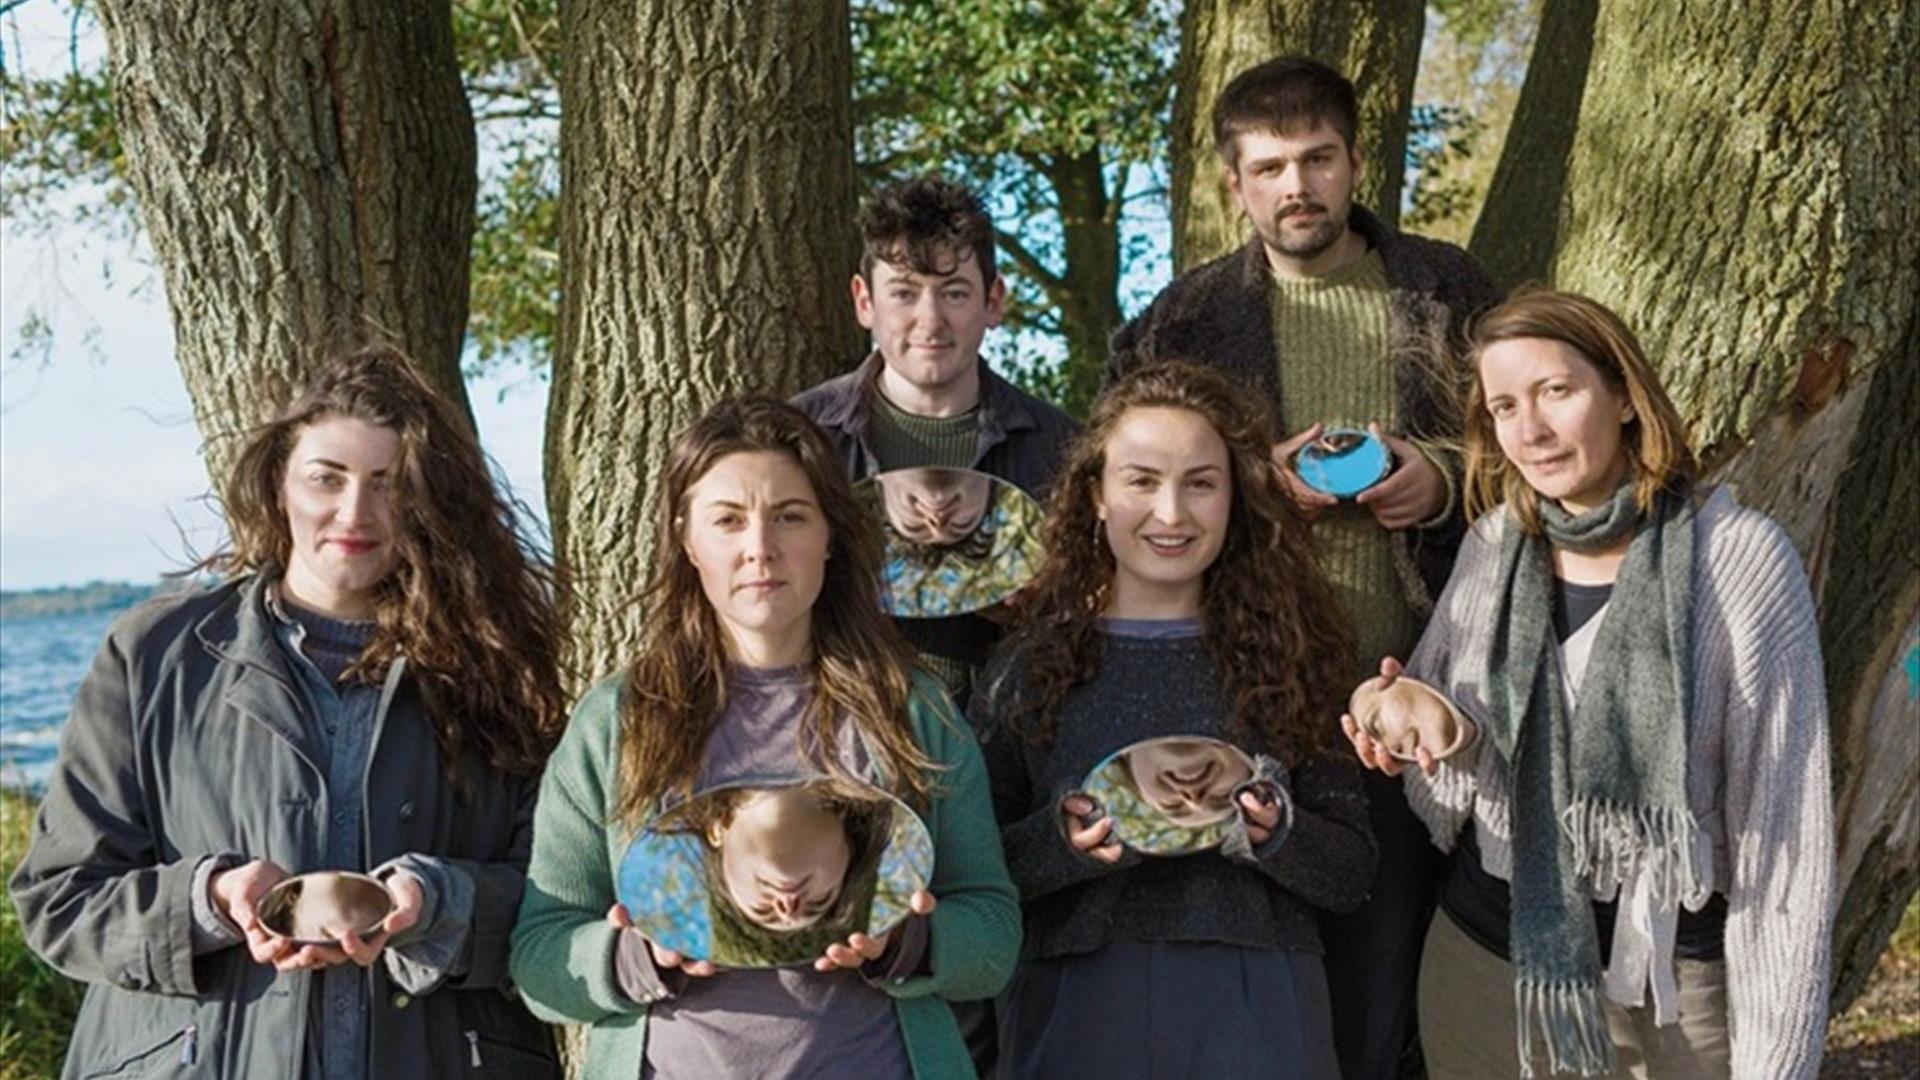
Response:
[1514, 977, 1616, 1078]
[1560, 798, 1707, 906]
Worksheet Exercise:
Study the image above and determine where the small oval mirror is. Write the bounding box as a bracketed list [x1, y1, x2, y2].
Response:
[1348, 674, 1470, 762]
[855, 467, 1045, 619]
[1080, 736, 1257, 855]
[616, 779, 934, 968]
[259, 871, 394, 945]
[1293, 426, 1391, 499]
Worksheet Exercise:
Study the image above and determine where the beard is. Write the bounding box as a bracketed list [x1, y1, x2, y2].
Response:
[1257, 200, 1350, 259]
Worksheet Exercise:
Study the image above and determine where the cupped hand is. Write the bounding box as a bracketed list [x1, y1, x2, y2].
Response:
[1060, 793, 1125, 864]
[607, 902, 718, 977]
[1272, 425, 1340, 519]
[814, 890, 936, 973]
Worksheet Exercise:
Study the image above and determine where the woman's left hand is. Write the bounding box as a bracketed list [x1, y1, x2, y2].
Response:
[1238, 787, 1283, 846]
[813, 889, 936, 973]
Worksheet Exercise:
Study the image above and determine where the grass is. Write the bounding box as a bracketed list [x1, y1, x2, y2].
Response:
[1, 789, 84, 1080]
[1823, 892, 1920, 1077]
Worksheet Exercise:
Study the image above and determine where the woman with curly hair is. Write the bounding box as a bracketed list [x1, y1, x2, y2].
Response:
[976, 361, 1377, 1079]
[509, 397, 1019, 1080]
[1343, 290, 1834, 1079]
[10, 344, 568, 1077]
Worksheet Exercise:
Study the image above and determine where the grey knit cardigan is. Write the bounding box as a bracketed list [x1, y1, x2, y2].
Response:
[1401, 486, 1835, 1079]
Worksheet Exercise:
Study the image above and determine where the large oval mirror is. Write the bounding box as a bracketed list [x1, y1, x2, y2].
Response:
[855, 467, 1045, 619]
[616, 779, 934, 968]
[1080, 735, 1257, 855]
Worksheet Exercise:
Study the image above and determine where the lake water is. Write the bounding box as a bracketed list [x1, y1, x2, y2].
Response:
[1, 607, 125, 791]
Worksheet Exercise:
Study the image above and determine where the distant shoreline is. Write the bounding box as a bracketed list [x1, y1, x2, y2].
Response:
[0, 581, 171, 620]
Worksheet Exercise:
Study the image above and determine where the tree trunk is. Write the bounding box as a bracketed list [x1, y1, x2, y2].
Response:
[1548, 0, 1920, 1008]
[549, 0, 861, 686]
[1032, 148, 1123, 417]
[1466, 0, 1598, 291]
[94, 0, 477, 477]
[1170, 0, 1425, 273]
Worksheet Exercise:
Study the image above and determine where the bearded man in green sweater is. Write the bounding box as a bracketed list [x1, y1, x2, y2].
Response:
[1110, 56, 1502, 1080]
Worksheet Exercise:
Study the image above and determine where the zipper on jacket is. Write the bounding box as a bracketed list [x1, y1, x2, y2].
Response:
[181, 1023, 199, 1066]
[466, 1029, 482, 1068]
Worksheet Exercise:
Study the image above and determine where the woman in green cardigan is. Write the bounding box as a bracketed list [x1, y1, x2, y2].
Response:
[510, 397, 1020, 1080]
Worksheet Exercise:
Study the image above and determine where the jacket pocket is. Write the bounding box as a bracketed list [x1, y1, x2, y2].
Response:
[462, 1029, 563, 1078]
[79, 1022, 198, 1079]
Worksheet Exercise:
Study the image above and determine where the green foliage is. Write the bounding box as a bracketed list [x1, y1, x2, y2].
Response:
[0, 790, 83, 1080]
[855, 0, 1178, 409]
[0, 3, 131, 240]
[1401, 103, 1485, 232]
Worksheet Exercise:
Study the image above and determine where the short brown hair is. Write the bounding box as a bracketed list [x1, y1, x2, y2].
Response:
[1463, 289, 1698, 532]
[1212, 56, 1358, 167]
[858, 176, 998, 287]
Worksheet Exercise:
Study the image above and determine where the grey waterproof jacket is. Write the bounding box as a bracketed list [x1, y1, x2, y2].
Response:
[8, 574, 560, 1079]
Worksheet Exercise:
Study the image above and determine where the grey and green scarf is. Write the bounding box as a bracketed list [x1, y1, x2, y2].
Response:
[1482, 482, 1708, 1076]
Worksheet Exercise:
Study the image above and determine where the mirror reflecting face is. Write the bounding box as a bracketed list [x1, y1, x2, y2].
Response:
[1292, 426, 1391, 498]
[1348, 675, 1468, 762]
[709, 787, 854, 932]
[616, 780, 934, 967]
[857, 468, 1045, 619]
[1082, 736, 1256, 855]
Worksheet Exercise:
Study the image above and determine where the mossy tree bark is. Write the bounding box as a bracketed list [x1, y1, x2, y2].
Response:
[1466, 0, 1598, 291]
[94, 0, 477, 477]
[548, 0, 861, 686]
[1169, 0, 1425, 273]
[1547, 0, 1920, 1008]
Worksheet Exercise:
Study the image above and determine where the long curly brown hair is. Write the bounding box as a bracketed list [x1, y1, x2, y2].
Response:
[1007, 362, 1354, 765]
[613, 398, 938, 827]
[206, 343, 568, 782]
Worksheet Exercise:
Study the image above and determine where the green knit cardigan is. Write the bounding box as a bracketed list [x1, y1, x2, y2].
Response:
[509, 673, 1021, 1080]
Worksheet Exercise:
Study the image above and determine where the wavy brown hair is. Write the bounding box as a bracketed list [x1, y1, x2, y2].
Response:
[614, 398, 938, 827]
[1464, 288, 1699, 532]
[1007, 362, 1354, 765]
[206, 343, 568, 782]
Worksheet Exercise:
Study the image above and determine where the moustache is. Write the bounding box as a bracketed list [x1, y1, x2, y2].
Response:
[1276, 202, 1328, 221]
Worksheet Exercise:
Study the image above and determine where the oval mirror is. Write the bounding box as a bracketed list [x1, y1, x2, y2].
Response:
[856, 467, 1045, 619]
[616, 779, 934, 968]
[1079, 735, 1257, 855]
[1292, 426, 1391, 499]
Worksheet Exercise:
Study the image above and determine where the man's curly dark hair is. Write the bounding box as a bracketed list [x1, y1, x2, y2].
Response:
[858, 176, 998, 287]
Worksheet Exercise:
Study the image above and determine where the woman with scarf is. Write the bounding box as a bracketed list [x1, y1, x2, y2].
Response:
[978, 362, 1375, 1079]
[509, 397, 1018, 1080]
[1343, 289, 1834, 1079]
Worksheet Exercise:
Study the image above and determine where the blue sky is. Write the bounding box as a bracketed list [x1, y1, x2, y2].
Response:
[0, 7, 553, 592]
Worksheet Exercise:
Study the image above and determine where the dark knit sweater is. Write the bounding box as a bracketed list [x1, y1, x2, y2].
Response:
[1109, 206, 1501, 609]
[974, 631, 1377, 963]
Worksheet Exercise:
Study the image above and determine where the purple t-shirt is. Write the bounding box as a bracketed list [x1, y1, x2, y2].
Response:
[637, 664, 914, 1080]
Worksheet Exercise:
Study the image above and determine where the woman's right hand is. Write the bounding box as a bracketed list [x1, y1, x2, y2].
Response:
[606, 903, 717, 977]
[210, 858, 347, 970]
[1059, 794, 1125, 864]
[1342, 656, 1432, 777]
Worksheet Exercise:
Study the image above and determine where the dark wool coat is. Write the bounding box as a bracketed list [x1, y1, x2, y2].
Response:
[1108, 205, 1501, 608]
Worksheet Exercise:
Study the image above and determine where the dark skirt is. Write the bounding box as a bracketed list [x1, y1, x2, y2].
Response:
[997, 942, 1340, 1080]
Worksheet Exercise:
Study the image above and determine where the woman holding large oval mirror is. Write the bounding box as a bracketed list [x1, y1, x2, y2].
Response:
[509, 397, 1018, 1080]
[10, 346, 568, 1077]
[975, 362, 1375, 1079]
[1342, 290, 1834, 1079]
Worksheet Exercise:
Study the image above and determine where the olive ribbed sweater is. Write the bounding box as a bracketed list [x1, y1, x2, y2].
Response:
[867, 391, 979, 472]
[1269, 251, 1421, 671]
